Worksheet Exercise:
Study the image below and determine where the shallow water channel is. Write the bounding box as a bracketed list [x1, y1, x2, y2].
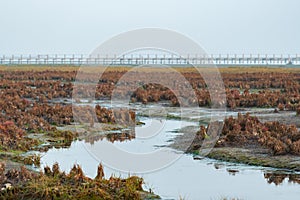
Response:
[40, 103, 300, 199]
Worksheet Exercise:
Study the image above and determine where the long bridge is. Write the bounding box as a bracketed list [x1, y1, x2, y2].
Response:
[1, 54, 300, 66]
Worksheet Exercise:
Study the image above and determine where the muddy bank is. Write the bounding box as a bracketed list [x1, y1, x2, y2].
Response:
[207, 147, 300, 171]
[171, 112, 300, 171]
[256, 110, 300, 128]
[172, 129, 300, 171]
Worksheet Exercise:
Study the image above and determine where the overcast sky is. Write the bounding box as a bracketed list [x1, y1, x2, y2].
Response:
[0, 0, 299, 55]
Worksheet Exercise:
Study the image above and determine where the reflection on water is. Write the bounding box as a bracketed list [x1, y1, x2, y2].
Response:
[226, 169, 240, 176]
[84, 132, 135, 144]
[40, 114, 300, 199]
[264, 172, 300, 185]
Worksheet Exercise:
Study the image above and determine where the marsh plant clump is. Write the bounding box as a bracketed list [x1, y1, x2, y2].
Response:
[0, 96, 134, 152]
[0, 162, 150, 200]
[222, 113, 300, 155]
[0, 121, 39, 152]
[192, 113, 300, 156]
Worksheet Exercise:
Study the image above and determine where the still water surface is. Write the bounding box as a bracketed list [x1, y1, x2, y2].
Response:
[40, 116, 300, 200]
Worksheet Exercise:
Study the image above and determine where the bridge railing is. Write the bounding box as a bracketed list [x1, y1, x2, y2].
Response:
[0, 54, 299, 66]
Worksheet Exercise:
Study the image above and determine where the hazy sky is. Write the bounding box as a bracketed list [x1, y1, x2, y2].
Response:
[0, 0, 299, 55]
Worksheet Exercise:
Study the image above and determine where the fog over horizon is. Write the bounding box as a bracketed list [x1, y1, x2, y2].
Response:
[0, 0, 299, 55]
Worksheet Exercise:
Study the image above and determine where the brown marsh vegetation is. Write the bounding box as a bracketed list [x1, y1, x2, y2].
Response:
[1, 66, 300, 198]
